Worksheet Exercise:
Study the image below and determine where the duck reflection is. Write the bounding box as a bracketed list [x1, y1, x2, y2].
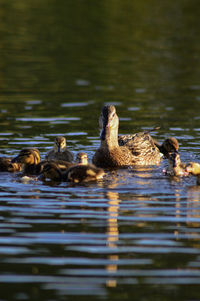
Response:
[174, 190, 181, 239]
[105, 186, 120, 288]
[130, 166, 155, 186]
[186, 185, 200, 228]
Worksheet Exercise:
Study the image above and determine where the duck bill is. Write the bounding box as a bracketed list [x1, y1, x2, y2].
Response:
[100, 128, 106, 140]
[100, 121, 112, 140]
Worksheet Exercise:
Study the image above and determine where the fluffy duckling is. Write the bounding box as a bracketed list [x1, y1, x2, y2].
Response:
[92, 105, 161, 168]
[165, 152, 188, 177]
[0, 157, 22, 172]
[45, 136, 73, 162]
[12, 148, 73, 177]
[66, 152, 105, 183]
[41, 162, 66, 181]
[11, 148, 44, 175]
[153, 137, 179, 158]
[186, 162, 200, 184]
[41, 160, 74, 181]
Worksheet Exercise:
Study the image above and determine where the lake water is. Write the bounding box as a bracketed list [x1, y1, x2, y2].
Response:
[0, 1, 200, 300]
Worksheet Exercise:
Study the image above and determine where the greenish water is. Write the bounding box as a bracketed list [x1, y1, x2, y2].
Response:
[0, 1, 200, 300]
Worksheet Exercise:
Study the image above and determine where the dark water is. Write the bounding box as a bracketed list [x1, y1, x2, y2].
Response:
[0, 1, 200, 300]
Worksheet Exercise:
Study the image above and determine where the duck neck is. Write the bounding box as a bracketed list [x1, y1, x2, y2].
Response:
[100, 126, 119, 149]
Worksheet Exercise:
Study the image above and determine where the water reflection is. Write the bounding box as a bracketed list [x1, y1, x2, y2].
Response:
[106, 188, 120, 288]
[187, 186, 200, 228]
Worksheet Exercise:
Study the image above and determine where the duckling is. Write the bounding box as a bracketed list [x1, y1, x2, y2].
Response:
[0, 157, 22, 172]
[153, 137, 179, 158]
[41, 162, 66, 181]
[165, 152, 188, 177]
[186, 162, 200, 184]
[45, 136, 73, 162]
[92, 105, 161, 168]
[40, 160, 74, 181]
[66, 152, 105, 183]
[11, 148, 44, 175]
[12, 148, 73, 177]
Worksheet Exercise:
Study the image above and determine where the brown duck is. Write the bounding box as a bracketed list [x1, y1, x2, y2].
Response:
[12, 148, 73, 177]
[11, 148, 43, 175]
[41, 161, 74, 181]
[0, 157, 22, 172]
[45, 136, 73, 162]
[66, 152, 105, 183]
[92, 105, 161, 168]
[153, 137, 179, 158]
[165, 152, 188, 177]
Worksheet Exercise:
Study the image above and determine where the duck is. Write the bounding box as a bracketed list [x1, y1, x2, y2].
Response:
[92, 105, 161, 168]
[40, 162, 68, 181]
[45, 136, 73, 162]
[11, 148, 43, 175]
[66, 152, 105, 183]
[40, 160, 74, 181]
[164, 152, 188, 177]
[186, 162, 200, 184]
[12, 148, 73, 177]
[0, 157, 22, 172]
[153, 137, 179, 158]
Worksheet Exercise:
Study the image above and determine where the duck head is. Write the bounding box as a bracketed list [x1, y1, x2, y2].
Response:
[162, 137, 179, 158]
[99, 105, 119, 140]
[76, 152, 88, 165]
[54, 136, 66, 153]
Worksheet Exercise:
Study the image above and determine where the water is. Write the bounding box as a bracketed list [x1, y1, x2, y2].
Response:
[0, 0, 200, 300]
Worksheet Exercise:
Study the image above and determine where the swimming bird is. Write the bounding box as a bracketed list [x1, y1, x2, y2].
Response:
[153, 137, 179, 158]
[45, 136, 73, 162]
[186, 162, 200, 184]
[11, 148, 44, 175]
[66, 152, 105, 183]
[12, 148, 73, 178]
[0, 157, 22, 172]
[92, 105, 161, 168]
[165, 152, 188, 177]
[41, 160, 74, 181]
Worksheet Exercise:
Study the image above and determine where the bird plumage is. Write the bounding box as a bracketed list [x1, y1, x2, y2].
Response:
[45, 136, 73, 162]
[0, 157, 22, 172]
[165, 152, 188, 177]
[92, 105, 161, 168]
[66, 152, 105, 183]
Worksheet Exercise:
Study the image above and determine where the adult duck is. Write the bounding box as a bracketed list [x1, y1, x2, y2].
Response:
[92, 105, 161, 168]
[45, 136, 73, 162]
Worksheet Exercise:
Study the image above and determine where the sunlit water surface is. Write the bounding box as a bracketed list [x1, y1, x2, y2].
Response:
[0, 1, 200, 300]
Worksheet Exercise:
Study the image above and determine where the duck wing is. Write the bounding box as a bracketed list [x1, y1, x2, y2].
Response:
[118, 132, 161, 165]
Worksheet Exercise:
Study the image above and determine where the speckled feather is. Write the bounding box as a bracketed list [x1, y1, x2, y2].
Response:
[92, 105, 161, 168]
